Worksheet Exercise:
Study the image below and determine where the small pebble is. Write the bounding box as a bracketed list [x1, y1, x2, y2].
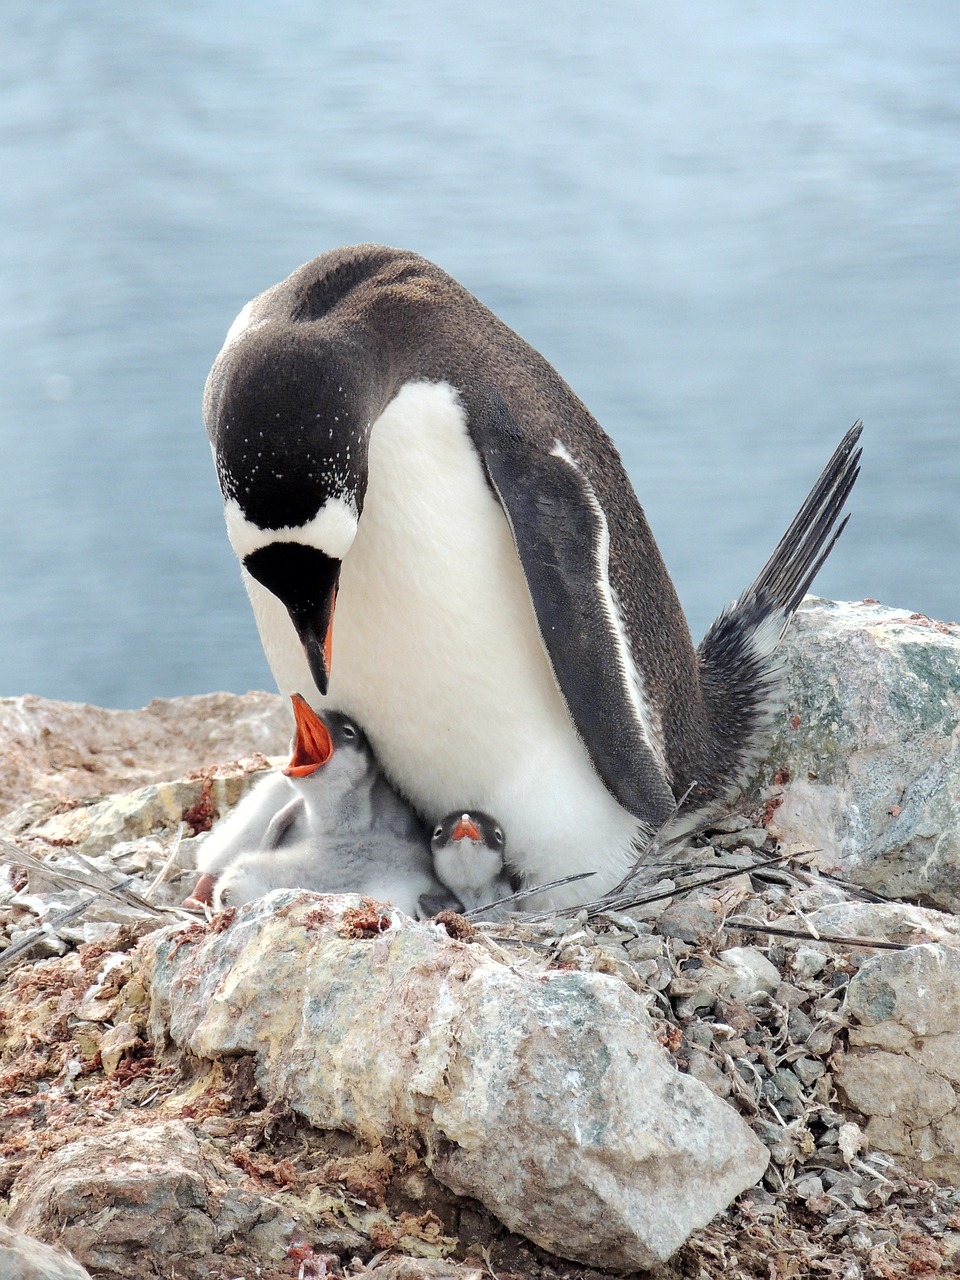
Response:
[786, 1005, 815, 1040]
[793, 945, 829, 979]
[625, 936, 663, 962]
[706, 813, 751, 834]
[657, 902, 717, 944]
[805, 1026, 837, 1055]
[794, 1174, 825, 1201]
[773, 981, 808, 1008]
[792, 1055, 826, 1086]
[771, 1068, 803, 1103]
[684, 1022, 714, 1051]
[714, 828, 771, 851]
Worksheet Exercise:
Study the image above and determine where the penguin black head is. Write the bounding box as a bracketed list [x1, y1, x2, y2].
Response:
[429, 811, 512, 909]
[207, 322, 381, 695]
[431, 812, 506, 854]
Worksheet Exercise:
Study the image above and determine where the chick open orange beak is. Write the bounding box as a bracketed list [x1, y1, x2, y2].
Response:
[283, 693, 334, 777]
[451, 815, 482, 842]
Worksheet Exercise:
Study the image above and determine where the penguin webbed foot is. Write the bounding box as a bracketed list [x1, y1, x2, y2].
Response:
[416, 890, 466, 920]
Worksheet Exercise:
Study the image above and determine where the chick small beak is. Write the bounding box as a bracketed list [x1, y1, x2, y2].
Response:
[451, 814, 482, 842]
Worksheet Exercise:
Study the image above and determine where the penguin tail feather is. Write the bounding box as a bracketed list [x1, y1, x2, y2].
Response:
[688, 420, 863, 816]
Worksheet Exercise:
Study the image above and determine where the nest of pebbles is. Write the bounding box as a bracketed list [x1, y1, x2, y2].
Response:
[1, 786, 959, 1279]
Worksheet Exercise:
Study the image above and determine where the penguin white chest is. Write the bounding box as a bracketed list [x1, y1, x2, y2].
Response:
[333, 381, 559, 768]
[329, 381, 642, 895]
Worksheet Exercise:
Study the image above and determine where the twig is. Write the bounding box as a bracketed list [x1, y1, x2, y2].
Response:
[0, 836, 184, 918]
[144, 824, 186, 901]
[524, 847, 820, 924]
[0, 895, 99, 970]
[68, 849, 169, 913]
[604, 781, 701, 896]
[724, 917, 909, 951]
[463, 871, 596, 918]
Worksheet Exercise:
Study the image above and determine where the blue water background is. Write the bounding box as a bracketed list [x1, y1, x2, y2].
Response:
[1, 2, 958, 708]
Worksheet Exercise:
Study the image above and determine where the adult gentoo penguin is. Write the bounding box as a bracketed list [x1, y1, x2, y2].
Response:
[204, 244, 861, 908]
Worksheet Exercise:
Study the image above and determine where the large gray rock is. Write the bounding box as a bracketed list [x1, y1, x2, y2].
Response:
[745, 598, 960, 911]
[0, 1225, 91, 1280]
[803, 900, 960, 948]
[836, 944, 960, 1184]
[145, 892, 769, 1270]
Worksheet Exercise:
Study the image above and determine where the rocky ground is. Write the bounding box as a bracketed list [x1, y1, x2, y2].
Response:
[2, 599, 960, 1279]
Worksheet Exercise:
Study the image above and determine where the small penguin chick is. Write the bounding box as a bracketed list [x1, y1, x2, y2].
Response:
[429, 811, 515, 915]
[195, 694, 460, 917]
[185, 694, 360, 907]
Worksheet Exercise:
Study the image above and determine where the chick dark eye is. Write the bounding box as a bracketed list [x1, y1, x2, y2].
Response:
[494, 828, 504, 845]
[341, 723, 357, 741]
[432, 825, 443, 840]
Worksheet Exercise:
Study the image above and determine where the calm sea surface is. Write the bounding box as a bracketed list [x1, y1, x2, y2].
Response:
[1, 2, 958, 708]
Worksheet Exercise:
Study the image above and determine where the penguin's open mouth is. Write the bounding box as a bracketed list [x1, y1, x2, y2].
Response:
[284, 693, 335, 776]
[451, 815, 482, 843]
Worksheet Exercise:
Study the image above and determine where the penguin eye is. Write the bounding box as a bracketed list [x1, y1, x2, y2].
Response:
[432, 825, 443, 840]
[341, 723, 358, 741]
[494, 827, 504, 845]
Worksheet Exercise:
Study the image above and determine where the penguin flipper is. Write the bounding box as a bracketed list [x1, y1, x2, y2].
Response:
[197, 771, 295, 875]
[473, 408, 676, 827]
[262, 796, 306, 849]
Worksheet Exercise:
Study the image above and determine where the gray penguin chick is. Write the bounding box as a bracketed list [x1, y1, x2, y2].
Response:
[184, 694, 353, 906]
[213, 824, 452, 918]
[425, 811, 515, 917]
[189, 694, 457, 916]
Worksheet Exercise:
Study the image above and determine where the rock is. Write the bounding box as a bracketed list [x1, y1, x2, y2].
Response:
[844, 944, 960, 1036]
[20, 773, 269, 857]
[656, 901, 718, 943]
[98, 1021, 141, 1075]
[744, 598, 960, 911]
[0, 691, 289, 818]
[792, 946, 829, 980]
[670, 946, 787, 1017]
[145, 892, 769, 1270]
[803, 900, 960, 948]
[7, 1120, 294, 1277]
[713, 828, 770, 851]
[365, 1262, 483, 1279]
[0, 1225, 92, 1280]
[837, 944, 960, 1183]
[716, 947, 781, 1001]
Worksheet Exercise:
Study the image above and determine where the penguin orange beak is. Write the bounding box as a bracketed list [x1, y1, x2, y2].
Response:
[242, 544, 340, 698]
[451, 815, 482, 842]
[296, 585, 337, 697]
[284, 693, 335, 776]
